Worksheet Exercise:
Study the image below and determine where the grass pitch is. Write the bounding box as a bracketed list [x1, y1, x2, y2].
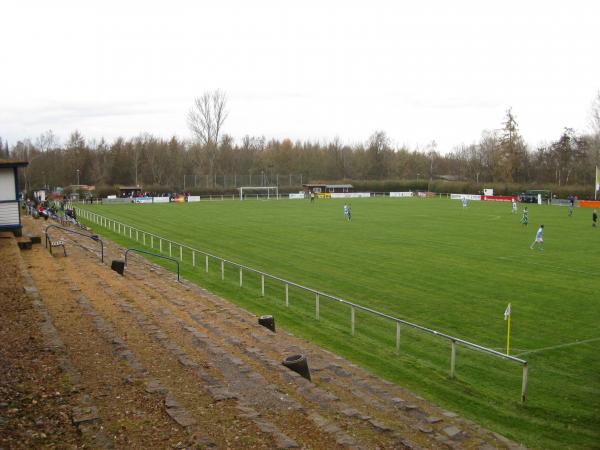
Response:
[80, 197, 600, 449]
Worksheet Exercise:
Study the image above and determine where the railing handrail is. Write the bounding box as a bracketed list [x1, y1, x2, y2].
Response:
[44, 224, 104, 263]
[124, 248, 180, 281]
[76, 207, 526, 366]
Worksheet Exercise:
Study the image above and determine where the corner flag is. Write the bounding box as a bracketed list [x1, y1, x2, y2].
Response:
[504, 303, 512, 355]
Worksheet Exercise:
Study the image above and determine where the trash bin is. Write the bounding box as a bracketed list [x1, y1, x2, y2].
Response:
[258, 315, 275, 332]
[282, 354, 311, 381]
[111, 260, 125, 275]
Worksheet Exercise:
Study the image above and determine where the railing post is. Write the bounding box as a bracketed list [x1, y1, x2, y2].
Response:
[143, 233, 146, 245]
[521, 364, 529, 403]
[239, 268, 243, 287]
[221, 260, 224, 280]
[450, 340, 456, 379]
[136, 230, 139, 241]
[315, 294, 320, 320]
[129, 227, 132, 238]
[351, 306, 355, 336]
[159, 238, 162, 253]
[169, 241, 172, 257]
[261, 274, 265, 296]
[179, 245, 182, 261]
[192, 250, 196, 267]
[285, 283, 289, 307]
[396, 322, 401, 354]
[151, 236, 154, 248]
[205, 255, 209, 273]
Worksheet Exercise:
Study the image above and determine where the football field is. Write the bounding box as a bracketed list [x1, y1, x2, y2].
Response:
[80, 197, 600, 449]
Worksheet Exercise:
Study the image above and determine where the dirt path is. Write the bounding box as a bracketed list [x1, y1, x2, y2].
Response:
[0, 216, 526, 449]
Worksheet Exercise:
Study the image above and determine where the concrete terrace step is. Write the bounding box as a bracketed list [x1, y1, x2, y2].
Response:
[25, 216, 526, 450]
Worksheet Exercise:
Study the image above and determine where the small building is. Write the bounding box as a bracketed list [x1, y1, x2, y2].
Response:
[0, 159, 29, 236]
[119, 185, 142, 198]
[302, 183, 353, 194]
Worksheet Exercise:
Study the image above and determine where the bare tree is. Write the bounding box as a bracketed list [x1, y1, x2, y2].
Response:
[187, 90, 228, 146]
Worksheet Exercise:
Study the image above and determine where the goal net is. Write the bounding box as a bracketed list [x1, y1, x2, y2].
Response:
[239, 186, 279, 200]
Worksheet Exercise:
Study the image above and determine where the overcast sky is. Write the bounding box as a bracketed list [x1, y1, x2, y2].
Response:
[1, 0, 599, 153]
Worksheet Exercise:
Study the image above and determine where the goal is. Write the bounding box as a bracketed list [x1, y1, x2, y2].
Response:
[239, 186, 279, 200]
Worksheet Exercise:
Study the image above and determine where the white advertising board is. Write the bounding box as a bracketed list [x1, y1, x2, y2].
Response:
[153, 197, 170, 203]
[187, 196, 201, 202]
[450, 194, 481, 201]
[389, 192, 413, 198]
[330, 192, 371, 199]
[288, 193, 305, 199]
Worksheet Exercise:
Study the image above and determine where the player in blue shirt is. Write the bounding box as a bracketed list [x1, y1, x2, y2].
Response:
[530, 224, 544, 251]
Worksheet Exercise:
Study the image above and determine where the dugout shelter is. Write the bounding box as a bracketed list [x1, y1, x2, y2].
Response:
[0, 158, 29, 236]
[303, 183, 353, 194]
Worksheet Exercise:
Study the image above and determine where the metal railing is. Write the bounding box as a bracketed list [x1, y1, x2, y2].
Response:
[75, 206, 529, 402]
[44, 224, 104, 262]
[125, 248, 180, 281]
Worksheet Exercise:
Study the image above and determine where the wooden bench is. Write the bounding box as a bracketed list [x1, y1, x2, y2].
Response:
[48, 239, 67, 256]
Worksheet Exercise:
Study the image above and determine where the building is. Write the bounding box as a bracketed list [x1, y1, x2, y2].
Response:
[302, 183, 353, 194]
[0, 159, 29, 236]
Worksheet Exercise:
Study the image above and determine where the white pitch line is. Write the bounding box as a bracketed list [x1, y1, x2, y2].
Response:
[514, 337, 600, 357]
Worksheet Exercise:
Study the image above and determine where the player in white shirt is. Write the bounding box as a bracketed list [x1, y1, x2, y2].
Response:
[512, 198, 517, 214]
[462, 196, 468, 208]
[530, 224, 544, 251]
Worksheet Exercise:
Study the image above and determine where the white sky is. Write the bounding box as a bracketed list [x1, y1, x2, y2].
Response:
[1, 0, 599, 153]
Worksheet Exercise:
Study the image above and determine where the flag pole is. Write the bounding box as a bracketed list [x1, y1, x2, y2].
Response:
[506, 314, 511, 355]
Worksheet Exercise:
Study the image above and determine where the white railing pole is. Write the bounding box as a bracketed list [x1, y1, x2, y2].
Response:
[143, 233, 146, 245]
[315, 294, 320, 320]
[205, 255, 209, 273]
[285, 283, 289, 307]
[159, 238, 162, 253]
[169, 241, 172, 257]
[150, 235, 154, 248]
[450, 340, 456, 379]
[521, 364, 529, 403]
[179, 245, 182, 261]
[261, 274, 265, 296]
[221, 260, 224, 280]
[136, 230, 139, 241]
[239, 268, 243, 287]
[396, 322, 401, 354]
[192, 250, 196, 267]
[129, 227, 132, 238]
[351, 306, 355, 336]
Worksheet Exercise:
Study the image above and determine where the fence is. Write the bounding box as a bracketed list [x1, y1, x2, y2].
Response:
[75, 206, 529, 402]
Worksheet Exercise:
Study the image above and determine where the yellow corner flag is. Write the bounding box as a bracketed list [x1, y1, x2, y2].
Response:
[504, 303, 512, 355]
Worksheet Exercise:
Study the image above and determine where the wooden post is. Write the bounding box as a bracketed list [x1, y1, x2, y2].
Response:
[396, 322, 401, 354]
[450, 340, 456, 379]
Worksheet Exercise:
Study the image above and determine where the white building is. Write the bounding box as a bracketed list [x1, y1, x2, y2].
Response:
[0, 159, 29, 236]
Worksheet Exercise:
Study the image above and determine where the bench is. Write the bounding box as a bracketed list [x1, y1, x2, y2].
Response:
[48, 239, 67, 256]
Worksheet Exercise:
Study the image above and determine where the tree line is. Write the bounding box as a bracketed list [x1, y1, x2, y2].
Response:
[3, 91, 599, 197]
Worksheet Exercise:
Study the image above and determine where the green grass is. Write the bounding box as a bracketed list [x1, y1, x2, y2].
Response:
[78, 197, 600, 449]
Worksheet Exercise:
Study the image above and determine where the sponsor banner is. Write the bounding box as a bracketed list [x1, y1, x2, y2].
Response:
[133, 197, 153, 204]
[289, 193, 305, 199]
[187, 196, 201, 202]
[579, 200, 600, 209]
[173, 196, 186, 203]
[330, 192, 371, 199]
[483, 188, 494, 196]
[450, 194, 481, 201]
[389, 192, 413, 198]
[153, 197, 170, 203]
[482, 195, 515, 202]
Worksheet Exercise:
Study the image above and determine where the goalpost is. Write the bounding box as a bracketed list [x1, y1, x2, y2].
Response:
[239, 186, 279, 200]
